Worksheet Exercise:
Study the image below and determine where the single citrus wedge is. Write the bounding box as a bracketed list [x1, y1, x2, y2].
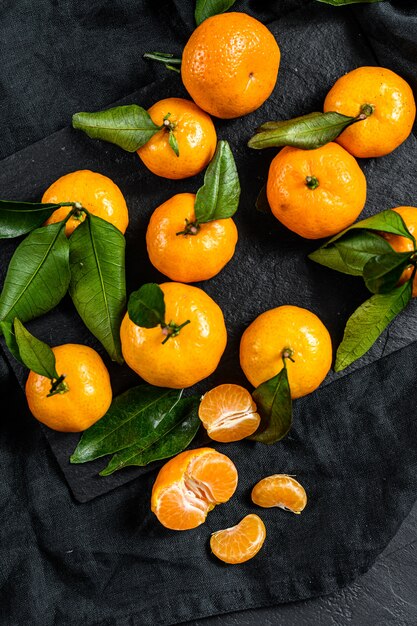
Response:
[151, 447, 238, 531]
[210, 514, 266, 564]
[198, 384, 260, 443]
[251, 475, 307, 514]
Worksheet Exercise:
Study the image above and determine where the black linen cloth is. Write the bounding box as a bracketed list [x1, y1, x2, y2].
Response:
[1, 1, 417, 624]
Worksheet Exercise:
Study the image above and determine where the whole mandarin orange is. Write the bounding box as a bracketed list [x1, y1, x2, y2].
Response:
[120, 282, 227, 388]
[266, 142, 367, 239]
[181, 12, 280, 119]
[42, 169, 129, 236]
[137, 98, 217, 179]
[324, 66, 416, 158]
[25, 343, 112, 432]
[146, 193, 238, 282]
[151, 447, 238, 530]
[381, 206, 417, 296]
[239, 305, 332, 399]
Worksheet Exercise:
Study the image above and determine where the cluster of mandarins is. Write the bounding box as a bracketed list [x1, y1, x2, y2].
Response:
[24, 12, 416, 564]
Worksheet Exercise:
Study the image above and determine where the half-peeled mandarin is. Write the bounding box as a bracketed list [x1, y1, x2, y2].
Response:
[151, 447, 238, 531]
[198, 384, 260, 442]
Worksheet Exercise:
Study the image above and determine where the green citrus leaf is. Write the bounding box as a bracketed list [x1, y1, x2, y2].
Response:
[194, 140, 240, 223]
[100, 396, 200, 474]
[250, 365, 292, 444]
[13, 318, 58, 379]
[72, 105, 161, 152]
[195, 0, 236, 25]
[70, 386, 181, 464]
[309, 230, 395, 276]
[0, 200, 71, 239]
[316, 0, 383, 5]
[363, 251, 415, 294]
[335, 280, 413, 372]
[325, 209, 415, 247]
[68, 214, 126, 363]
[127, 283, 165, 328]
[0, 320, 21, 363]
[248, 111, 358, 150]
[0, 222, 70, 326]
[168, 130, 180, 157]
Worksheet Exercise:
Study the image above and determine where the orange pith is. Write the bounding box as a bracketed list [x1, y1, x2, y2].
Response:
[181, 12, 280, 119]
[151, 448, 238, 531]
[251, 475, 307, 513]
[146, 193, 238, 283]
[42, 169, 129, 236]
[266, 142, 367, 239]
[324, 66, 416, 158]
[381, 206, 417, 296]
[239, 305, 332, 399]
[120, 282, 227, 389]
[137, 98, 217, 179]
[210, 514, 266, 564]
[25, 344, 112, 432]
[198, 384, 260, 442]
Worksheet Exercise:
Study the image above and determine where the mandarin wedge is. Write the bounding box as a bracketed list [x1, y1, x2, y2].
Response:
[151, 448, 238, 531]
[210, 514, 266, 564]
[251, 475, 307, 514]
[198, 384, 260, 442]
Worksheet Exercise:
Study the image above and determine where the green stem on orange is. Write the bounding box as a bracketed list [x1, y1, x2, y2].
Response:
[306, 175, 319, 190]
[47, 374, 69, 397]
[176, 218, 201, 236]
[161, 320, 191, 344]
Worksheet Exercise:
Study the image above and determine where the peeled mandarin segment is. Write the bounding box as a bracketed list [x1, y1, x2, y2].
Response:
[198, 384, 261, 442]
[210, 514, 266, 565]
[251, 475, 307, 513]
[151, 448, 238, 531]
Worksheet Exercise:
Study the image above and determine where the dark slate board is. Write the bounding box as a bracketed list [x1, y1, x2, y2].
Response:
[1, 5, 416, 502]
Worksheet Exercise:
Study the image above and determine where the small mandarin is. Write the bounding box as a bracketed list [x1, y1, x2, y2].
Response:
[381, 206, 417, 296]
[146, 193, 238, 282]
[151, 447, 238, 531]
[42, 169, 129, 236]
[210, 514, 266, 564]
[137, 98, 217, 179]
[25, 343, 112, 432]
[198, 384, 260, 442]
[324, 66, 416, 158]
[240, 305, 332, 399]
[266, 142, 367, 239]
[120, 282, 227, 389]
[251, 475, 307, 513]
[181, 12, 280, 119]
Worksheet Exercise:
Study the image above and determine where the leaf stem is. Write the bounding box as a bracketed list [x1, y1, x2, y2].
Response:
[47, 374, 69, 397]
[161, 320, 191, 344]
[143, 52, 182, 73]
[306, 175, 319, 190]
[176, 218, 201, 236]
[282, 347, 295, 363]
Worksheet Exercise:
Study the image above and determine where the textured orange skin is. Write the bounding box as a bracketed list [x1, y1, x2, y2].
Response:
[324, 66, 416, 158]
[146, 193, 238, 282]
[120, 282, 227, 388]
[42, 169, 129, 236]
[239, 305, 332, 399]
[251, 475, 307, 513]
[25, 344, 112, 432]
[382, 206, 417, 297]
[266, 143, 367, 239]
[210, 514, 266, 564]
[151, 447, 238, 530]
[181, 13, 280, 119]
[198, 383, 260, 443]
[137, 98, 217, 179]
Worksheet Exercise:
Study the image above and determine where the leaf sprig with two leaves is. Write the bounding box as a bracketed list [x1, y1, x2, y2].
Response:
[309, 209, 416, 371]
[0, 201, 126, 364]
